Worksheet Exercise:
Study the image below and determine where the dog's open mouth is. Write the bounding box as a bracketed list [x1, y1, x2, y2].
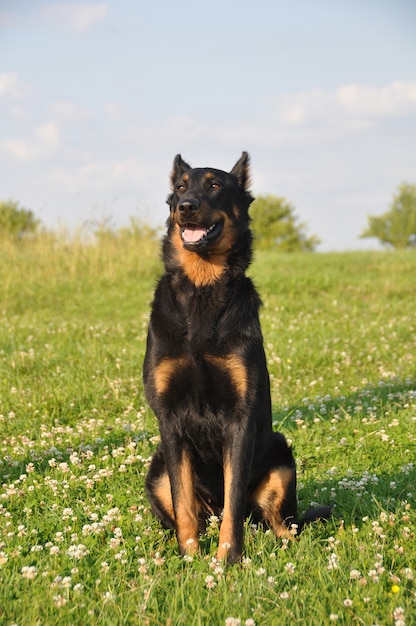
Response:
[181, 221, 223, 249]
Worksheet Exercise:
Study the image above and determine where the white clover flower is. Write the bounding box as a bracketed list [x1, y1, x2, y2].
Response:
[53, 594, 67, 608]
[205, 575, 216, 589]
[21, 565, 38, 580]
[66, 544, 89, 560]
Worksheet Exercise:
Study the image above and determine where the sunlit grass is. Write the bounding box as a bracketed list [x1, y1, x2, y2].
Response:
[0, 235, 415, 625]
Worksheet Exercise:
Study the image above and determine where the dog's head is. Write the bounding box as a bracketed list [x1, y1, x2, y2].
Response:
[167, 152, 253, 257]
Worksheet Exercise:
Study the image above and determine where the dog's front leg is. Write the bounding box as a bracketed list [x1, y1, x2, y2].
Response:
[217, 422, 254, 563]
[162, 442, 199, 556]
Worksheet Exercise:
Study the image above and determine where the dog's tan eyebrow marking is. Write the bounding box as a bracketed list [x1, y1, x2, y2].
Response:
[154, 356, 191, 395]
[183, 173, 189, 181]
[204, 354, 248, 398]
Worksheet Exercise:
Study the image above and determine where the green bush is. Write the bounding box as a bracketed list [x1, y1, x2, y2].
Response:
[0, 199, 41, 239]
[250, 195, 320, 251]
[360, 181, 416, 249]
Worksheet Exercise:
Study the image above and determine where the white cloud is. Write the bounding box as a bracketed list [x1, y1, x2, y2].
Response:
[104, 102, 133, 121]
[5, 121, 60, 161]
[43, 3, 108, 33]
[0, 73, 31, 100]
[336, 81, 416, 117]
[273, 81, 416, 128]
[49, 100, 90, 123]
[53, 158, 147, 190]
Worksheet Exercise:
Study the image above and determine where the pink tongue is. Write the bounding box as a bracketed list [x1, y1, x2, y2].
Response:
[183, 226, 207, 243]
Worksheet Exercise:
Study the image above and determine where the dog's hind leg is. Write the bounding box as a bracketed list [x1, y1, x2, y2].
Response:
[145, 448, 175, 530]
[250, 464, 298, 540]
[248, 431, 298, 540]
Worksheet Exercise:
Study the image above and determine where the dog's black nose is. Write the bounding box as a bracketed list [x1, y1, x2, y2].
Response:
[178, 199, 199, 217]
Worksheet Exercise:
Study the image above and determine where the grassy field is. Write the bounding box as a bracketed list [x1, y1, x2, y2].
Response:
[0, 232, 415, 625]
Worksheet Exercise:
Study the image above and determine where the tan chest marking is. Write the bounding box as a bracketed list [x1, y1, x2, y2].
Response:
[204, 354, 248, 398]
[153, 356, 191, 395]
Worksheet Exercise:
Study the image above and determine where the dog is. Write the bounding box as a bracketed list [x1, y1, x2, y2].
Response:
[144, 152, 331, 563]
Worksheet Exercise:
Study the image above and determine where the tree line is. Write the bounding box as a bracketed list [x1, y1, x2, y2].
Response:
[1, 182, 415, 251]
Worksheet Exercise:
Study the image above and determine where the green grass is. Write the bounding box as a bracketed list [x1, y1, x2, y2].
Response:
[0, 234, 415, 625]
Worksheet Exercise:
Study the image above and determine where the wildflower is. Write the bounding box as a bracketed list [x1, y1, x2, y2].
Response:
[53, 594, 67, 608]
[391, 585, 400, 594]
[67, 543, 89, 560]
[349, 569, 361, 580]
[393, 607, 405, 626]
[225, 619, 241, 626]
[207, 513, 219, 525]
[280, 591, 290, 600]
[21, 565, 37, 579]
[245, 620, 256, 626]
[285, 562, 295, 575]
[17, 525, 26, 537]
[205, 575, 216, 589]
[402, 526, 411, 539]
[114, 550, 127, 563]
[281, 538, 290, 550]
[343, 599, 353, 607]
[327, 553, 339, 570]
[368, 569, 379, 583]
[31, 545, 43, 553]
[153, 552, 165, 566]
[329, 615, 339, 621]
[103, 591, 115, 602]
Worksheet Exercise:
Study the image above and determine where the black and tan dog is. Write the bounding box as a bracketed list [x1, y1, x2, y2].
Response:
[144, 153, 330, 563]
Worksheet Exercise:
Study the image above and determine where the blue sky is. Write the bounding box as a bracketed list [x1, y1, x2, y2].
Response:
[1, 0, 415, 250]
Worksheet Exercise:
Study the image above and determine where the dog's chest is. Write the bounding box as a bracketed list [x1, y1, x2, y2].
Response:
[177, 284, 232, 347]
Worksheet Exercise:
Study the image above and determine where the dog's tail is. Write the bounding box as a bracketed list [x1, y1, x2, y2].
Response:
[296, 505, 334, 534]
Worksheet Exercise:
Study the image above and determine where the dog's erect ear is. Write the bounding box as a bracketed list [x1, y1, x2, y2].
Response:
[170, 154, 192, 188]
[230, 151, 250, 191]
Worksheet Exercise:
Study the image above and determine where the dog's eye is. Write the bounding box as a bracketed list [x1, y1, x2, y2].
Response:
[176, 183, 186, 192]
[210, 182, 221, 190]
